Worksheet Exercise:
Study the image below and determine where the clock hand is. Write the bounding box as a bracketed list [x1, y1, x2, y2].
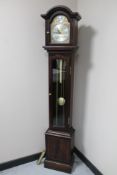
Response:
[57, 28, 61, 34]
[57, 25, 63, 34]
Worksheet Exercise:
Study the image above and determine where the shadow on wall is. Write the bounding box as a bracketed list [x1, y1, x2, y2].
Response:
[73, 25, 96, 152]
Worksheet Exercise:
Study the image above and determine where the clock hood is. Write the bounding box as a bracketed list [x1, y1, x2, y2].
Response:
[41, 5, 81, 21]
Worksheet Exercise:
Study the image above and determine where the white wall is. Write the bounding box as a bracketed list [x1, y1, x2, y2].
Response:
[73, 0, 117, 174]
[0, 0, 77, 163]
[1, 1, 116, 174]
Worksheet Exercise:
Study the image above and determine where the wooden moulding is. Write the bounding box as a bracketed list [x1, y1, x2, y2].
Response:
[44, 158, 74, 173]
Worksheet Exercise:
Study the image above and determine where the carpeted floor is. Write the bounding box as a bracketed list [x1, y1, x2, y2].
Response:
[0, 155, 94, 175]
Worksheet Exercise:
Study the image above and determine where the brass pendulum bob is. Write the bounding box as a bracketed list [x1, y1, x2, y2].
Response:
[58, 97, 65, 106]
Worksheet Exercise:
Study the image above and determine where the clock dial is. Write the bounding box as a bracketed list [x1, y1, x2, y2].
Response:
[51, 15, 70, 44]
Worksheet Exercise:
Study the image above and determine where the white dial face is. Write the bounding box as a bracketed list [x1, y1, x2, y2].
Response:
[51, 15, 70, 44]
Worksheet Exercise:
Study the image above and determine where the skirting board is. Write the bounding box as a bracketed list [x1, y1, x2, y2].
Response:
[74, 147, 103, 175]
[0, 148, 103, 175]
[0, 152, 41, 171]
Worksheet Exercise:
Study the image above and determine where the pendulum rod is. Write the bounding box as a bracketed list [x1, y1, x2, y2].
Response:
[55, 59, 59, 126]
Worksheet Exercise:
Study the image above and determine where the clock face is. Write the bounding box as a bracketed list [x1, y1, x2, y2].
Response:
[51, 15, 70, 44]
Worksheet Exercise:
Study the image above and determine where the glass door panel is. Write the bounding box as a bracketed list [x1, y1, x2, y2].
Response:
[52, 59, 66, 128]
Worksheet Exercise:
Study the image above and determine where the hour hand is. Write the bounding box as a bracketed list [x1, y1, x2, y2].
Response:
[57, 28, 61, 34]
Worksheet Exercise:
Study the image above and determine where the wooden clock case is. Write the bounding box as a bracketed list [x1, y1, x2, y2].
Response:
[41, 6, 81, 173]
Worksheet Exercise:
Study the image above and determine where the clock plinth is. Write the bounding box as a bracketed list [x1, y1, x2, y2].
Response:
[44, 128, 74, 173]
[41, 5, 81, 173]
[44, 158, 74, 173]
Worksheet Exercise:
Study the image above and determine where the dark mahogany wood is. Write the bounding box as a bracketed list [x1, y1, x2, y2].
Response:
[41, 5, 81, 46]
[43, 45, 78, 51]
[45, 128, 74, 173]
[41, 6, 81, 173]
[41, 6, 81, 20]
[44, 159, 73, 173]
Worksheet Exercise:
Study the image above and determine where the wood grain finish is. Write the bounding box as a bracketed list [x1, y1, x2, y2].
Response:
[45, 128, 74, 173]
[44, 159, 73, 173]
[41, 6, 81, 173]
[41, 6, 81, 47]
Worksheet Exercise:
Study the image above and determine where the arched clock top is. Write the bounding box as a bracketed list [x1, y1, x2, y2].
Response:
[41, 5, 81, 21]
[41, 6, 81, 47]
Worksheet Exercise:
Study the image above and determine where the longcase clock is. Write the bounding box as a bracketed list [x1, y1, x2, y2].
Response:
[41, 6, 81, 173]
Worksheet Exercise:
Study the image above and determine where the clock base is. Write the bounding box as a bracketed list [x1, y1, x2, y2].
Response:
[44, 158, 74, 173]
[44, 128, 75, 173]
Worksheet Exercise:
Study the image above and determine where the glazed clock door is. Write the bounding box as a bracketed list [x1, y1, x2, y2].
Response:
[49, 54, 71, 130]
